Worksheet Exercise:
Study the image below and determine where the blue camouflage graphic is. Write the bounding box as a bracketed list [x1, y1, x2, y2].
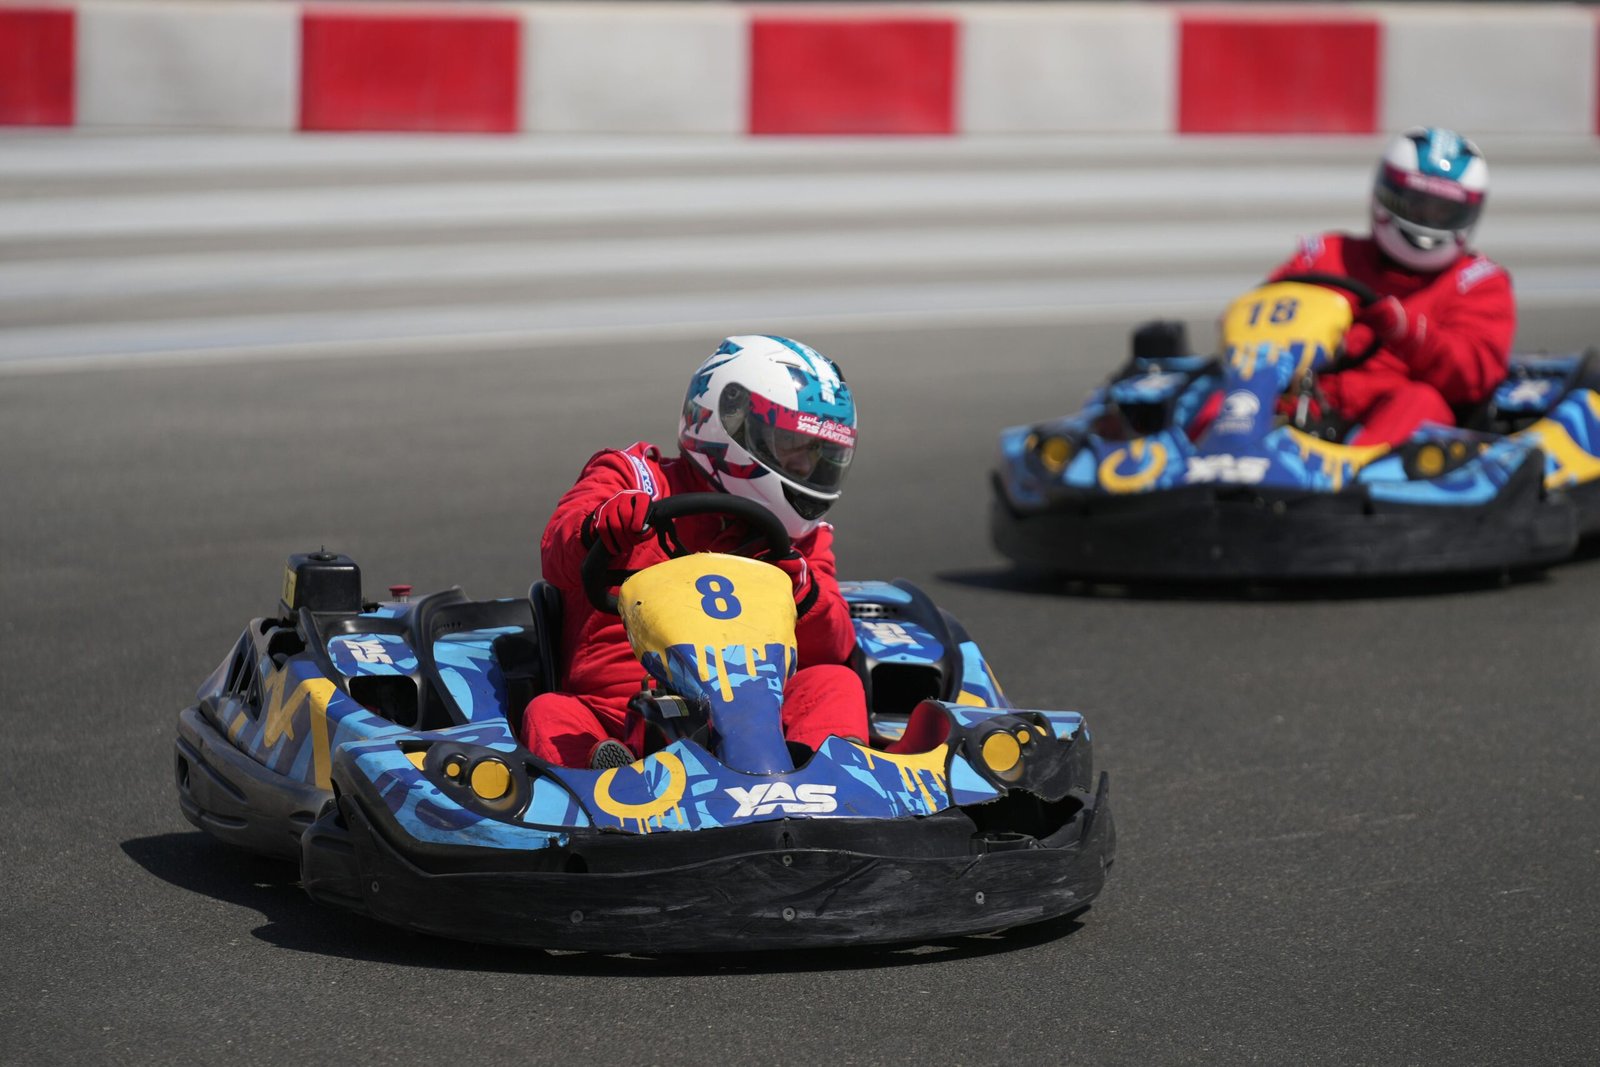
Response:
[995, 348, 1588, 509]
[196, 571, 1096, 855]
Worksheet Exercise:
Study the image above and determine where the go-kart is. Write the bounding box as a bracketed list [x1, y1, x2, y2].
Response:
[174, 495, 1113, 952]
[992, 273, 1595, 581]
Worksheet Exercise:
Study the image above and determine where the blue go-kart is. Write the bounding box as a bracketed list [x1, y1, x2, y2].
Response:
[175, 495, 1113, 952]
[993, 274, 1598, 581]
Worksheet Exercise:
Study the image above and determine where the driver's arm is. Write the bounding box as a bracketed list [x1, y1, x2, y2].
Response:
[1268, 234, 1342, 286]
[539, 449, 652, 592]
[792, 523, 857, 669]
[1391, 265, 1515, 405]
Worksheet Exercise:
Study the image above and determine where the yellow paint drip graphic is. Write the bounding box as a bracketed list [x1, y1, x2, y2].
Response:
[1520, 417, 1600, 488]
[593, 751, 688, 833]
[618, 553, 798, 705]
[1285, 429, 1387, 491]
[850, 742, 950, 813]
[259, 668, 339, 789]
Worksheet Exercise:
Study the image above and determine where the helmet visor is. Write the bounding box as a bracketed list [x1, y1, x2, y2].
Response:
[720, 386, 855, 496]
[1376, 164, 1483, 232]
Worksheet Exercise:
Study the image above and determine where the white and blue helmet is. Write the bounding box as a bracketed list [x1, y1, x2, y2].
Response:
[678, 335, 857, 539]
[1371, 126, 1488, 273]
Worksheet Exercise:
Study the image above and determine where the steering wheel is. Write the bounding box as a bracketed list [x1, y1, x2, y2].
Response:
[581, 492, 793, 613]
[1275, 272, 1383, 370]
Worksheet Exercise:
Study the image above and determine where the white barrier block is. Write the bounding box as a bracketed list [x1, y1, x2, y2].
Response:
[77, 1, 297, 129]
[1382, 5, 1597, 135]
[523, 4, 746, 134]
[960, 4, 1175, 134]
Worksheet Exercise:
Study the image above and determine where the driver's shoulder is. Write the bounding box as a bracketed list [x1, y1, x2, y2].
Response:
[1450, 253, 1510, 295]
[586, 441, 669, 498]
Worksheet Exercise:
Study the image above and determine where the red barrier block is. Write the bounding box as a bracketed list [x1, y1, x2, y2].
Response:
[300, 11, 519, 133]
[0, 7, 73, 126]
[1179, 15, 1379, 134]
[750, 17, 956, 135]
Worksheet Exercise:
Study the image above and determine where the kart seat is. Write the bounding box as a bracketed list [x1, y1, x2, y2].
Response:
[851, 580, 966, 732]
[493, 581, 563, 722]
[530, 580, 564, 694]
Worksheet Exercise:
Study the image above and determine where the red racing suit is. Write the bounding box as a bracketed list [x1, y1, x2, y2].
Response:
[522, 442, 867, 767]
[1269, 233, 1515, 445]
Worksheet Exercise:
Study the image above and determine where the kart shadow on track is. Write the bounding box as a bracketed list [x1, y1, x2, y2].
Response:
[121, 832, 1091, 974]
[936, 561, 1573, 604]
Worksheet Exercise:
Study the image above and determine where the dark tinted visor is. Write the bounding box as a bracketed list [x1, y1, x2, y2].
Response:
[719, 385, 854, 496]
[1376, 164, 1482, 231]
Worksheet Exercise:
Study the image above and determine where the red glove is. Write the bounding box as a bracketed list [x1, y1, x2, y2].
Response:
[1356, 295, 1416, 350]
[586, 490, 652, 554]
[771, 551, 819, 618]
[1341, 322, 1377, 362]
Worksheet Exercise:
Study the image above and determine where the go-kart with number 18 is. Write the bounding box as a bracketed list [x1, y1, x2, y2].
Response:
[175, 494, 1113, 953]
[992, 272, 1597, 581]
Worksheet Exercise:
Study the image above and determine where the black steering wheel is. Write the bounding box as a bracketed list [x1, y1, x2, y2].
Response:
[1275, 272, 1382, 370]
[581, 493, 793, 613]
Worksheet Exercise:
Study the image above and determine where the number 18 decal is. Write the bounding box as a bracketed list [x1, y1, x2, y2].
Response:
[1247, 297, 1300, 326]
[695, 574, 741, 619]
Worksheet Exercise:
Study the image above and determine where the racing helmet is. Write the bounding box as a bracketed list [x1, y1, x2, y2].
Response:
[678, 335, 857, 539]
[1370, 126, 1488, 273]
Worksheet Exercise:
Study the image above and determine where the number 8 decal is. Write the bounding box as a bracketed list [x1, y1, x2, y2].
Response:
[695, 574, 741, 619]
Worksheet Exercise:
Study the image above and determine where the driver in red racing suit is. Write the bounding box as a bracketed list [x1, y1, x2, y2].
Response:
[521, 336, 869, 769]
[1200, 127, 1515, 447]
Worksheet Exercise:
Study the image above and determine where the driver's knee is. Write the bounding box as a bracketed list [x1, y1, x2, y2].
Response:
[522, 692, 608, 767]
[781, 664, 869, 750]
[1349, 382, 1452, 446]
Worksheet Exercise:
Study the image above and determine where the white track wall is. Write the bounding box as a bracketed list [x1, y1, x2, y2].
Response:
[523, 5, 747, 134]
[959, 5, 1177, 134]
[1379, 6, 1599, 136]
[76, 0, 299, 129]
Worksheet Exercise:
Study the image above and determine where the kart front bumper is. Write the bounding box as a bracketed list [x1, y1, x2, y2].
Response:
[992, 456, 1577, 581]
[301, 774, 1114, 953]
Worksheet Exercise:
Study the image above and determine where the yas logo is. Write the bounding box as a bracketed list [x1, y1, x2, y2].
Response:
[861, 620, 919, 648]
[347, 640, 394, 665]
[1185, 454, 1270, 485]
[726, 782, 837, 818]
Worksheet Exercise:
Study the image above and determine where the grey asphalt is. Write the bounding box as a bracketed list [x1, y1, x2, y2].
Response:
[3, 310, 1599, 1066]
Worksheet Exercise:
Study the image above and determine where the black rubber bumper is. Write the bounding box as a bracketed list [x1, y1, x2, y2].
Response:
[992, 454, 1578, 581]
[301, 777, 1114, 954]
[1569, 481, 1600, 538]
[174, 704, 330, 861]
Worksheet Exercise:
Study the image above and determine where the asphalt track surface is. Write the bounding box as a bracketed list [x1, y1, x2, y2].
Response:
[4, 134, 1600, 1066]
[5, 311, 1600, 1066]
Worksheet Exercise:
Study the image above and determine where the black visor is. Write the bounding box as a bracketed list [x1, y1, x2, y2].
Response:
[1376, 165, 1482, 232]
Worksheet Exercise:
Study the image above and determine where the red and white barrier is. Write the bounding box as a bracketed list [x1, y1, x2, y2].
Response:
[78, 1, 296, 128]
[2, 2, 1597, 136]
